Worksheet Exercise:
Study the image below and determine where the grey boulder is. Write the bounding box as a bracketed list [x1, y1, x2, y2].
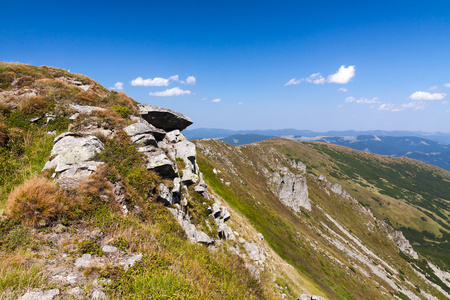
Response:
[123, 122, 166, 141]
[138, 104, 193, 131]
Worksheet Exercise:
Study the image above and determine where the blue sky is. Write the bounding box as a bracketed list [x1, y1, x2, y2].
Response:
[2, 0, 450, 132]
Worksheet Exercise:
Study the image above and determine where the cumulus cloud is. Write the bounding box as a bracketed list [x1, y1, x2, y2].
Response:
[408, 91, 446, 101]
[110, 82, 124, 91]
[149, 87, 192, 97]
[285, 65, 355, 86]
[338, 87, 348, 92]
[328, 65, 355, 84]
[185, 76, 196, 85]
[345, 96, 380, 104]
[284, 78, 304, 86]
[444, 83, 450, 88]
[212, 98, 221, 102]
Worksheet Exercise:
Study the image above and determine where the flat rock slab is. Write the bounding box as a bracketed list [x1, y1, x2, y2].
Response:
[19, 289, 60, 300]
[138, 104, 193, 131]
[69, 104, 105, 114]
[123, 122, 166, 141]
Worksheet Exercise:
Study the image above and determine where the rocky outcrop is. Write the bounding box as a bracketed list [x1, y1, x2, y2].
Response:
[278, 174, 311, 212]
[43, 132, 104, 188]
[377, 220, 418, 259]
[138, 104, 193, 131]
[41, 96, 227, 249]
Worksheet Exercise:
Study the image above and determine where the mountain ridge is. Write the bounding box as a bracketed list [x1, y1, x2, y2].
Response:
[1, 62, 449, 299]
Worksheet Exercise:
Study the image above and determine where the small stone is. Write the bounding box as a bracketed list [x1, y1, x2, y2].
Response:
[75, 254, 92, 268]
[68, 287, 83, 295]
[91, 290, 106, 299]
[119, 253, 143, 270]
[102, 245, 118, 254]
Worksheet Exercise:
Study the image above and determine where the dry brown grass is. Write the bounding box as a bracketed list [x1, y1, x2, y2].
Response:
[4, 177, 66, 227]
[0, 122, 8, 146]
[18, 95, 51, 115]
[117, 92, 139, 114]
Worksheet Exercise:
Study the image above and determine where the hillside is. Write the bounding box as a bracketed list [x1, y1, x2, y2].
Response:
[0, 63, 282, 299]
[194, 138, 450, 299]
[1, 62, 449, 300]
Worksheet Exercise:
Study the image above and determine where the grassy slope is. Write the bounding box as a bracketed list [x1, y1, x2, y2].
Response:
[195, 138, 450, 299]
[267, 139, 450, 269]
[0, 63, 275, 299]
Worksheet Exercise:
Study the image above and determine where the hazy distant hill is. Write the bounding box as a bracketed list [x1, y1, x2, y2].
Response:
[184, 128, 450, 144]
[294, 135, 450, 171]
[187, 129, 450, 171]
[219, 133, 276, 145]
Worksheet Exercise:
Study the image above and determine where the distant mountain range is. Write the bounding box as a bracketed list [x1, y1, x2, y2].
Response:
[184, 128, 450, 171]
[184, 128, 450, 144]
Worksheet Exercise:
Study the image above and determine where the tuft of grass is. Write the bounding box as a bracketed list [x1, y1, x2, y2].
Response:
[4, 177, 66, 227]
[0, 257, 47, 297]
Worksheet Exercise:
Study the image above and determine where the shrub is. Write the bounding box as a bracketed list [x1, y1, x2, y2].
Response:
[4, 177, 66, 227]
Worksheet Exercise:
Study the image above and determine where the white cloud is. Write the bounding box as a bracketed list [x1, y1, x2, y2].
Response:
[328, 65, 355, 84]
[444, 83, 450, 88]
[408, 91, 446, 101]
[201, 98, 207, 101]
[377, 103, 402, 112]
[212, 98, 221, 102]
[338, 104, 344, 108]
[401, 101, 425, 110]
[110, 82, 123, 91]
[149, 87, 192, 97]
[338, 87, 348, 92]
[443, 100, 448, 104]
[345, 96, 380, 104]
[377, 101, 426, 112]
[285, 65, 355, 87]
[238, 102, 243, 105]
[428, 85, 439, 91]
[169, 75, 179, 82]
[284, 78, 304, 86]
[186, 76, 196, 85]
[305, 73, 326, 84]
[131, 75, 180, 86]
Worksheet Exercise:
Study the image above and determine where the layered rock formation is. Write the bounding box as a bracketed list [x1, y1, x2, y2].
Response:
[42, 102, 233, 246]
